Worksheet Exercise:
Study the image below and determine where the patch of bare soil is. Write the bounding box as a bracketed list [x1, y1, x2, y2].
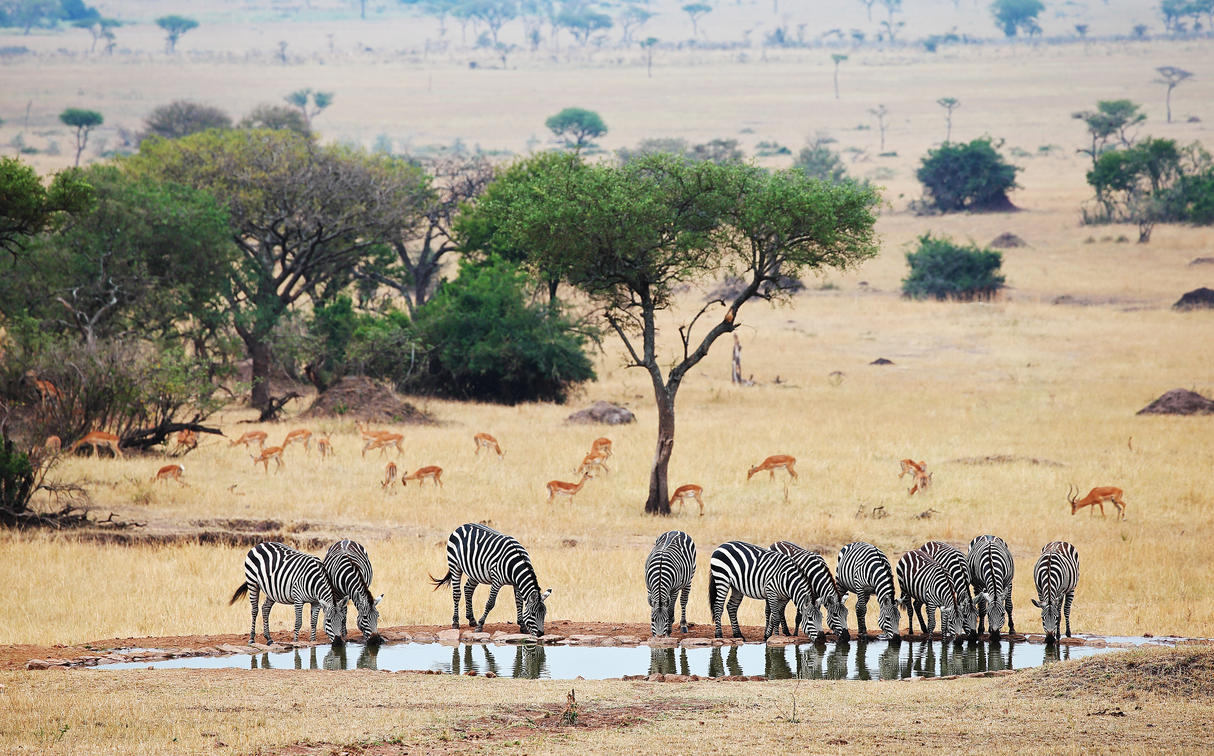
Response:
[948, 454, 1064, 467]
[301, 376, 433, 424]
[989, 232, 1027, 248]
[1136, 388, 1214, 416]
[1174, 287, 1214, 310]
[1016, 645, 1214, 699]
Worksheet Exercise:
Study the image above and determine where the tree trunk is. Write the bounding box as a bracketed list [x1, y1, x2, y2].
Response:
[249, 337, 272, 411]
[644, 390, 675, 515]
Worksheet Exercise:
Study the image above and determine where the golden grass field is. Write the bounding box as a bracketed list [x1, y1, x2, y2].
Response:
[2, 5, 1214, 752]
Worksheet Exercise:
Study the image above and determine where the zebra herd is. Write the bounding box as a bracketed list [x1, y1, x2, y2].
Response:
[227, 524, 1080, 648]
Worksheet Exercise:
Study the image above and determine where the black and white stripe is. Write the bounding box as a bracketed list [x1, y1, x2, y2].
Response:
[430, 523, 552, 635]
[228, 541, 341, 644]
[967, 535, 1016, 638]
[709, 541, 816, 641]
[836, 542, 901, 641]
[1032, 541, 1079, 644]
[323, 539, 384, 642]
[645, 530, 697, 637]
[896, 547, 963, 644]
[919, 541, 979, 640]
[769, 541, 850, 641]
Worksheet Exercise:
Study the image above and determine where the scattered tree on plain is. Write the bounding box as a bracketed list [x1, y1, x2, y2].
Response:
[937, 97, 961, 144]
[239, 103, 310, 135]
[869, 104, 888, 151]
[682, 2, 711, 38]
[545, 107, 607, 153]
[142, 101, 231, 141]
[58, 108, 103, 167]
[641, 36, 658, 77]
[155, 15, 198, 53]
[793, 136, 849, 184]
[285, 89, 334, 130]
[618, 4, 652, 44]
[990, 0, 1044, 37]
[1072, 100, 1145, 167]
[916, 137, 1020, 212]
[831, 54, 847, 100]
[902, 233, 1006, 301]
[73, 17, 120, 53]
[1155, 66, 1193, 124]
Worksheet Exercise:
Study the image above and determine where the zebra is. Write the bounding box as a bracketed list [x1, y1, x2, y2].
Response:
[919, 541, 979, 641]
[836, 542, 901, 641]
[645, 530, 696, 637]
[967, 534, 1016, 639]
[228, 541, 342, 645]
[896, 547, 964, 644]
[1032, 541, 1080, 644]
[769, 541, 850, 642]
[323, 539, 384, 642]
[430, 523, 552, 635]
[708, 541, 817, 641]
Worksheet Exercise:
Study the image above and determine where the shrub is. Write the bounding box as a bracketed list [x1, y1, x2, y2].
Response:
[916, 138, 1019, 212]
[902, 233, 1006, 301]
[793, 138, 848, 183]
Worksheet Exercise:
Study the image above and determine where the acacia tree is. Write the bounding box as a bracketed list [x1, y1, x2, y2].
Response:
[831, 53, 847, 99]
[1072, 99, 1145, 167]
[0, 157, 93, 258]
[59, 108, 103, 166]
[155, 15, 198, 53]
[990, 0, 1044, 37]
[682, 2, 711, 37]
[128, 130, 432, 413]
[545, 107, 607, 152]
[284, 88, 334, 130]
[1155, 66, 1193, 124]
[937, 97, 960, 143]
[473, 153, 880, 514]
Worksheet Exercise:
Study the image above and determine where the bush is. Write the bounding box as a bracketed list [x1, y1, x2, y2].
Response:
[793, 138, 848, 183]
[916, 138, 1019, 212]
[902, 233, 1006, 301]
[408, 258, 595, 404]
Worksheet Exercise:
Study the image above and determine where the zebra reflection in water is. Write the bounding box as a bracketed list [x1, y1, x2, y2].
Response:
[447, 644, 500, 677]
[293, 647, 319, 670]
[1043, 643, 1071, 664]
[648, 647, 691, 676]
[795, 644, 825, 679]
[511, 644, 546, 678]
[848, 641, 902, 680]
[707, 646, 743, 678]
[323, 643, 380, 670]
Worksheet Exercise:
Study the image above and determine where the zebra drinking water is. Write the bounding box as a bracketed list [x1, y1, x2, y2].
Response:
[918, 541, 979, 641]
[709, 541, 817, 641]
[430, 523, 552, 635]
[323, 539, 384, 642]
[769, 541, 849, 642]
[896, 547, 964, 644]
[836, 542, 901, 641]
[645, 530, 696, 637]
[967, 534, 1016, 639]
[1032, 541, 1079, 644]
[228, 541, 342, 645]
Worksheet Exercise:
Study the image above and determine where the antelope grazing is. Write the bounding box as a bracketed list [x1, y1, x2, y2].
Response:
[590, 437, 612, 458]
[546, 472, 591, 503]
[473, 432, 503, 457]
[44, 436, 62, 453]
[669, 484, 705, 516]
[67, 431, 123, 458]
[251, 446, 285, 473]
[576, 451, 610, 477]
[362, 432, 404, 458]
[898, 459, 926, 479]
[908, 469, 933, 496]
[152, 463, 186, 486]
[403, 465, 443, 487]
[382, 462, 398, 489]
[229, 430, 267, 450]
[282, 428, 312, 454]
[317, 435, 334, 459]
[747, 455, 797, 482]
[172, 429, 198, 454]
[1067, 485, 1128, 521]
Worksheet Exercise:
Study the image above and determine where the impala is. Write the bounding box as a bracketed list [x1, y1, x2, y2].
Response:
[669, 484, 705, 516]
[282, 428, 312, 453]
[172, 429, 197, 454]
[474, 432, 504, 457]
[317, 435, 334, 459]
[747, 455, 797, 482]
[546, 472, 592, 503]
[362, 433, 404, 458]
[44, 436, 62, 453]
[25, 370, 62, 408]
[382, 461, 398, 489]
[898, 459, 926, 479]
[1068, 485, 1128, 521]
[576, 451, 610, 477]
[229, 430, 267, 450]
[908, 469, 932, 496]
[67, 431, 123, 459]
[251, 446, 285, 473]
[591, 437, 613, 458]
[403, 465, 443, 487]
[152, 463, 186, 486]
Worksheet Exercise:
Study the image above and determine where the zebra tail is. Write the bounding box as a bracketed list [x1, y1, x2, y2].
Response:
[429, 570, 452, 590]
[228, 583, 249, 606]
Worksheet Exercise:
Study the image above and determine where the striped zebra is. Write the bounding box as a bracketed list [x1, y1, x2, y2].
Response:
[645, 530, 697, 637]
[708, 541, 817, 641]
[323, 539, 384, 642]
[896, 548, 964, 644]
[769, 541, 850, 642]
[919, 541, 979, 641]
[836, 542, 901, 641]
[967, 534, 1016, 639]
[228, 541, 341, 644]
[430, 523, 552, 635]
[1032, 541, 1080, 644]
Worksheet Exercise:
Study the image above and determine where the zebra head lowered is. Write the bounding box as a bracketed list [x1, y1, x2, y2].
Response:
[877, 597, 901, 641]
[1031, 593, 1063, 643]
[520, 587, 552, 636]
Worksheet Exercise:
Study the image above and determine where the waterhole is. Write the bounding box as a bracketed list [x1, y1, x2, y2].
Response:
[99, 638, 1129, 680]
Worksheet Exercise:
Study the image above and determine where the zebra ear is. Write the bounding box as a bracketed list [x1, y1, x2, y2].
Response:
[1031, 598, 1041, 608]
[374, 593, 384, 607]
[540, 588, 553, 601]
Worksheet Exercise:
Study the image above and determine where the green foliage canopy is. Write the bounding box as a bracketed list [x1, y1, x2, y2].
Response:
[545, 107, 608, 152]
[0, 157, 93, 257]
[902, 233, 1006, 301]
[916, 137, 1019, 212]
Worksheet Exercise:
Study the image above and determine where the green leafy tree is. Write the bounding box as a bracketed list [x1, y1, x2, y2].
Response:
[617, 3, 652, 44]
[5, 0, 59, 34]
[155, 15, 197, 53]
[555, 5, 612, 45]
[793, 137, 849, 183]
[0, 157, 93, 258]
[142, 100, 231, 141]
[474, 153, 880, 514]
[916, 137, 1020, 212]
[284, 88, 334, 130]
[460, 0, 517, 44]
[1085, 137, 1188, 241]
[682, 2, 711, 37]
[990, 0, 1044, 36]
[72, 16, 119, 53]
[545, 107, 607, 153]
[58, 108, 102, 166]
[1072, 99, 1146, 167]
[127, 130, 432, 413]
[937, 97, 961, 143]
[239, 103, 310, 135]
[902, 233, 1005, 301]
[617, 137, 743, 165]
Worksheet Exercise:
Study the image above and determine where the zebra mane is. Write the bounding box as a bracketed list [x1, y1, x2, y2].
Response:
[342, 553, 374, 606]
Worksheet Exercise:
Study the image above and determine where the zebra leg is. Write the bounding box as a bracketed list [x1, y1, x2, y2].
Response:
[309, 603, 321, 641]
[913, 599, 927, 636]
[247, 583, 260, 644]
[1064, 591, 1074, 637]
[260, 596, 274, 644]
[1005, 591, 1016, 634]
[678, 582, 691, 634]
[926, 602, 937, 642]
[449, 570, 462, 629]
[711, 577, 726, 638]
[514, 589, 524, 627]
[293, 601, 304, 643]
[477, 583, 502, 632]
[727, 590, 745, 640]
[975, 592, 987, 637]
[463, 580, 479, 627]
[854, 592, 870, 639]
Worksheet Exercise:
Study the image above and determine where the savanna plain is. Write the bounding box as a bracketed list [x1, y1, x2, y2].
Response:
[2, 2, 1214, 752]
